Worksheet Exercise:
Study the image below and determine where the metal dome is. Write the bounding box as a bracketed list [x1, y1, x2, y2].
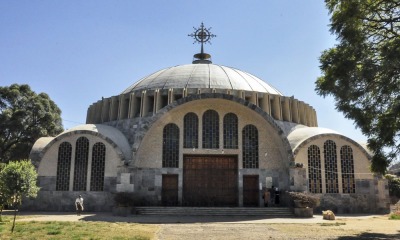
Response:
[121, 64, 283, 95]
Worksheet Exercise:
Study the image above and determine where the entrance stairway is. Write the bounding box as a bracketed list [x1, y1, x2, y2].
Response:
[134, 207, 294, 217]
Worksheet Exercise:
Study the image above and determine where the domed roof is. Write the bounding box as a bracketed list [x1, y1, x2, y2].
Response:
[122, 64, 283, 95]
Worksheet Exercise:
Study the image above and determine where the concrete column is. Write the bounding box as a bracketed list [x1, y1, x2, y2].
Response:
[140, 91, 146, 117]
[282, 97, 291, 122]
[260, 94, 270, 115]
[101, 98, 110, 122]
[118, 94, 129, 120]
[271, 95, 282, 120]
[168, 89, 174, 104]
[93, 100, 103, 123]
[337, 145, 343, 194]
[155, 89, 161, 113]
[69, 142, 76, 191]
[86, 142, 93, 191]
[299, 102, 306, 125]
[291, 99, 299, 124]
[250, 92, 257, 105]
[110, 96, 119, 121]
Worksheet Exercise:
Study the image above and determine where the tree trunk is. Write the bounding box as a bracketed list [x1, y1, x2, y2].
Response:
[11, 204, 18, 233]
[0, 204, 3, 222]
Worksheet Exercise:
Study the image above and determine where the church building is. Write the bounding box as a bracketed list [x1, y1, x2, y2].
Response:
[28, 24, 389, 213]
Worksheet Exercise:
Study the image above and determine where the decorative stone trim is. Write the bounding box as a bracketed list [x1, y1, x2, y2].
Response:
[39, 129, 128, 162]
[292, 133, 372, 161]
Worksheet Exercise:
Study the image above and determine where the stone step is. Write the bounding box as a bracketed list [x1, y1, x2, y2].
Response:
[134, 207, 294, 217]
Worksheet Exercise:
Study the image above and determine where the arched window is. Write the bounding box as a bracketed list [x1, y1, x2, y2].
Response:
[341, 145, 355, 193]
[223, 113, 238, 149]
[56, 142, 72, 191]
[184, 112, 198, 148]
[90, 142, 106, 191]
[324, 140, 338, 193]
[242, 124, 259, 168]
[73, 137, 89, 191]
[202, 110, 219, 149]
[163, 123, 180, 168]
[308, 145, 322, 193]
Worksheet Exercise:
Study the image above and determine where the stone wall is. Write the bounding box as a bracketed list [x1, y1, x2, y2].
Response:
[21, 191, 115, 212]
[316, 178, 390, 214]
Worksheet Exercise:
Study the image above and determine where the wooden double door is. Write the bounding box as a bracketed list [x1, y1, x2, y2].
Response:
[162, 155, 260, 207]
[183, 155, 238, 206]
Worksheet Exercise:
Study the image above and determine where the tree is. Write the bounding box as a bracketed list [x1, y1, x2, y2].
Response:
[0, 160, 40, 232]
[0, 163, 11, 222]
[316, 0, 400, 173]
[0, 84, 63, 163]
[385, 174, 400, 203]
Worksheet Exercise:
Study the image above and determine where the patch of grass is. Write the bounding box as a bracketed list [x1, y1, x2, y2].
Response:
[0, 220, 158, 239]
[389, 212, 400, 220]
[319, 222, 346, 227]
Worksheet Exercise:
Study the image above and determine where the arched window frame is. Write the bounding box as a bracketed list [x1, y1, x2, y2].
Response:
[242, 124, 259, 168]
[90, 142, 106, 191]
[163, 123, 180, 168]
[324, 140, 338, 193]
[341, 145, 355, 193]
[183, 112, 198, 148]
[307, 145, 322, 193]
[202, 110, 219, 149]
[223, 113, 238, 149]
[73, 137, 89, 191]
[56, 142, 72, 191]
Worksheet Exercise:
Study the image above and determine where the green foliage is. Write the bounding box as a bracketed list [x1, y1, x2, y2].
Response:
[0, 220, 155, 239]
[0, 160, 39, 232]
[389, 211, 400, 220]
[317, 0, 400, 173]
[0, 160, 39, 205]
[385, 174, 400, 199]
[0, 84, 63, 163]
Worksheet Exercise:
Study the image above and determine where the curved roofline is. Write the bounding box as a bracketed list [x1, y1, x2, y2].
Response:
[38, 124, 131, 163]
[291, 132, 372, 160]
[130, 92, 294, 165]
[121, 64, 283, 95]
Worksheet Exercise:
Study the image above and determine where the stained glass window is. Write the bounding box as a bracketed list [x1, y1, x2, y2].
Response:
[223, 113, 238, 149]
[308, 145, 322, 193]
[56, 142, 72, 191]
[324, 140, 338, 193]
[73, 137, 89, 191]
[90, 142, 106, 191]
[184, 112, 198, 148]
[163, 123, 180, 168]
[202, 110, 219, 149]
[242, 125, 258, 168]
[341, 145, 355, 193]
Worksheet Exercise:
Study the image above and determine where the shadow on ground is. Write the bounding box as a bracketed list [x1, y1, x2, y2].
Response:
[337, 232, 400, 240]
[80, 214, 288, 224]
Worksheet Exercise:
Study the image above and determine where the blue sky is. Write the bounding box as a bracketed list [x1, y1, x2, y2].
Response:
[0, 1, 367, 143]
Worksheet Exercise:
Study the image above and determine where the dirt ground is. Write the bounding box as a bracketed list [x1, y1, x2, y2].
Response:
[157, 216, 400, 240]
[9, 212, 400, 240]
[155, 216, 399, 240]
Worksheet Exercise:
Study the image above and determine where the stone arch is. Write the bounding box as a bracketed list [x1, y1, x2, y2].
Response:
[131, 93, 294, 165]
[40, 128, 129, 163]
[292, 133, 372, 161]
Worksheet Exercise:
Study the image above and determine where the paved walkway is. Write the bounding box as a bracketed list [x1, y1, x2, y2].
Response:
[3, 211, 382, 224]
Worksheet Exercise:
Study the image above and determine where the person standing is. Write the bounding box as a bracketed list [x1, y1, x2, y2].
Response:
[275, 187, 280, 205]
[75, 195, 84, 216]
[262, 188, 271, 207]
[270, 186, 275, 206]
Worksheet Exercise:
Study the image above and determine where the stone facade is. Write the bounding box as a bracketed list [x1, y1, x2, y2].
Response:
[27, 63, 390, 213]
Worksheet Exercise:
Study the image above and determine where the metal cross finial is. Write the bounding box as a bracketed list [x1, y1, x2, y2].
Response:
[188, 22, 216, 54]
